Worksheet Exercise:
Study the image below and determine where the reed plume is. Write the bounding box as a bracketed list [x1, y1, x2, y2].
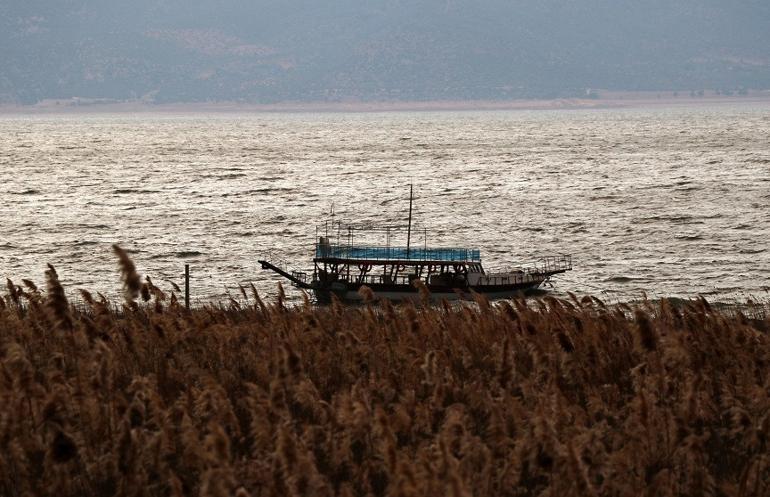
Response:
[112, 244, 142, 303]
[22, 279, 39, 293]
[45, 264, 72, 331]
[6, 277, 19, 305]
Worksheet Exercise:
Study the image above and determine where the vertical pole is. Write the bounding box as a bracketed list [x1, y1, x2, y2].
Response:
[406, 184, 413, 259]
[184, 264, 190, 310]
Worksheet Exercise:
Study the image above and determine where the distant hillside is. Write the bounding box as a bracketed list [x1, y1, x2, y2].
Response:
[1, 0, 769, 104]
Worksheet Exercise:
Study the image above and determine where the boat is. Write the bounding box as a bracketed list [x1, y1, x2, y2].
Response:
[258, 188, 572, 303]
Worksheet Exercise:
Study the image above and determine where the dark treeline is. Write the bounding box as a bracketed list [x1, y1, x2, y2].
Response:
[2, 0, 770, 104]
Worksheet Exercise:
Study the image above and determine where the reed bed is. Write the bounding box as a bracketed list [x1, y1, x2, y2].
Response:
[1, 250, 769, 497]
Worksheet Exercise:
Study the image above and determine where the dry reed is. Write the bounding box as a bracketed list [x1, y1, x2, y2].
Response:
[0, 250, 768, 496]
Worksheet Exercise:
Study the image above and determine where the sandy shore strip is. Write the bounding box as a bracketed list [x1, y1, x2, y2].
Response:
[2, 91, 770, 114]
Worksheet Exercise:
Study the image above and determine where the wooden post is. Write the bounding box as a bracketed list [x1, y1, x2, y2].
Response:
[184, 264, 190, 310]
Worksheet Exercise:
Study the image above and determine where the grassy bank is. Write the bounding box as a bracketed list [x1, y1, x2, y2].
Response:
[1, 249, 769, 496]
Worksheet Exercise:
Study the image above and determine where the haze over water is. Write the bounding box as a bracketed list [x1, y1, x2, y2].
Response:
[1, 104, 768, 303]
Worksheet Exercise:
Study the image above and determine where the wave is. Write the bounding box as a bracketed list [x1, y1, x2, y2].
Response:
[222, 187, 295, 197]
[642, 214, 712, 224]
[675, 234, 704, 241]
[202, 173, 248, 180]
[176, 251, 203, 258]
[148, 250, 204, 260]
[113, 188, 159, 194]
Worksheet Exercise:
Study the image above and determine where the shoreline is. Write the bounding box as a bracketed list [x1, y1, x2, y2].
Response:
[2, 92, 770, 114]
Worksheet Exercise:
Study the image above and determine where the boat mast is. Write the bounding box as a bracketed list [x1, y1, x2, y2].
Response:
[406, 184, 413, 259]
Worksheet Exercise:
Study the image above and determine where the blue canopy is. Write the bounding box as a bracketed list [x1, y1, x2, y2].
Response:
[316, 244, 481, 262]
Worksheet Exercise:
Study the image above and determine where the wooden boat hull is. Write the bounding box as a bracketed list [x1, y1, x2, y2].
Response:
[312, 279, 546, 303]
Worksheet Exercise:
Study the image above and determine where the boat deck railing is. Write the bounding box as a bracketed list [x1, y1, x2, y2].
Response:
[475, 271, 543, 287]
[258, 255, 313, 289]
[533, 254, 572, 275]
[482, 255, 572, 279]
[356, 274, 415, 287]
[316, 244, 481, 263]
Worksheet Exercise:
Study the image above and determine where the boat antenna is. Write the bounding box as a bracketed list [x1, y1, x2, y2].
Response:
[406, 184, 413, 259]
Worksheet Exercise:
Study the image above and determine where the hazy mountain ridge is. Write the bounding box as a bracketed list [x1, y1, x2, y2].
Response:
[1, 0, 769, 104]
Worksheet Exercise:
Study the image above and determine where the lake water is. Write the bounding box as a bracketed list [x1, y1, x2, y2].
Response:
[1, 104, 769, 304]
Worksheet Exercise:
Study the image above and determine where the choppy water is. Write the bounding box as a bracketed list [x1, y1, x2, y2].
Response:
[1, 104, 769, 304]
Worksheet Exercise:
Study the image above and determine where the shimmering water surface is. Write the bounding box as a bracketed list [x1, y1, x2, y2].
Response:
[1, 105, 769, 303]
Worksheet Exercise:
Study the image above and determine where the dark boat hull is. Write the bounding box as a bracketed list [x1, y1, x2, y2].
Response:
[312, 279, 545, 303]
